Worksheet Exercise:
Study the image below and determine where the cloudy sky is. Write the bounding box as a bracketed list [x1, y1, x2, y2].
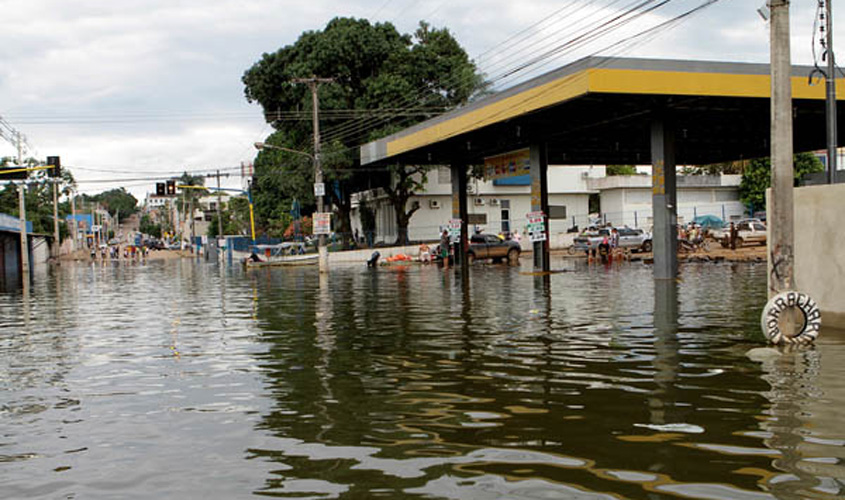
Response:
[0, 0, 835, 198]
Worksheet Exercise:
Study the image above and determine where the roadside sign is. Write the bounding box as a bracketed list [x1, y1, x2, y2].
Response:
[314, 182, 325, 197]
[449, 218, 462, 243]
[526, 211, 547, 242]
[314, 212, 331, 235]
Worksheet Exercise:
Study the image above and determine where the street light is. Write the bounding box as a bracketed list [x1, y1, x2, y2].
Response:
[254, 141, 328, 271]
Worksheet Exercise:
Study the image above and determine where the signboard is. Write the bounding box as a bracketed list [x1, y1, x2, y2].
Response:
[313, 212, 331, 235]
[548, 205, 567, 220]
[483, 148, 530, 180]
[448, 218, 462, 243]
[314, 182, 325, 197]
[526, 211, 547, 242]
[467, 213, 487, 225]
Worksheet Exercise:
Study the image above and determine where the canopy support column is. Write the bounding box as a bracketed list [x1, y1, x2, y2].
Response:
[651, 115, 678, 280]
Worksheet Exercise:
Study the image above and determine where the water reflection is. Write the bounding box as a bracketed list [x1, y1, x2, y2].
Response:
[2, 261, 844, 499]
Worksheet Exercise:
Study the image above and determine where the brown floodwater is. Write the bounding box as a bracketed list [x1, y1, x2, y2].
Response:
[1, 258, 843, 499]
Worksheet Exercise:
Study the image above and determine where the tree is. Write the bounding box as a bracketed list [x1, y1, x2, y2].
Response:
[383, 165, 429, 245]
[94, 188, 138, 222]
[140, 214, 162, 239]
[606, 165, 638, 176]
[681, 160, 747, 176]
[243, 17, 483, 248]
[738, 153, 824, 212]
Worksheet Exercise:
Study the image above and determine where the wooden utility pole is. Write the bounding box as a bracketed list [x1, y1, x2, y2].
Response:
[769, 0, 795, 297]
[293, 77, 334, 273]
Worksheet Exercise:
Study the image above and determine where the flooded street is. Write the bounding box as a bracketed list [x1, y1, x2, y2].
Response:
[2, 259, 844, 499]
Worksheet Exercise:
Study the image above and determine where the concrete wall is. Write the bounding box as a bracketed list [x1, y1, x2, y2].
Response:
[793, 184, 845, 328]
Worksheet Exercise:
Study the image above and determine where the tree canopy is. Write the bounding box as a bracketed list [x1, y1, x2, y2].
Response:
[243, 17, 483, 242]
[738, 153, 824, 211]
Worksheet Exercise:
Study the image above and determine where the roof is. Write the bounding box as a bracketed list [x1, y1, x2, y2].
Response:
[361, 56, 844, 167]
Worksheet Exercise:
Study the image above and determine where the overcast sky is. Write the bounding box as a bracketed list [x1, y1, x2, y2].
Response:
[0, 0, 835, 198]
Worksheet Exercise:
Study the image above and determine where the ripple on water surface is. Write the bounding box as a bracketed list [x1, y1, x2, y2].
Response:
[1, 260, 844, 499]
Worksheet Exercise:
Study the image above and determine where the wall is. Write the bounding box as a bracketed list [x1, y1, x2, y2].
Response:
[792, 184, 845, 328]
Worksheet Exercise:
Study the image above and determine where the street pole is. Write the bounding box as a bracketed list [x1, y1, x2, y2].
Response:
[19, 182, 29, 289]
[216, 169, 223, 237]
[825, 0, 838, 183]
[769, 0, 795, 298]
[294, 77, 334, 273]
[52, 180, 60, 260]
[71, 191, 77, 253]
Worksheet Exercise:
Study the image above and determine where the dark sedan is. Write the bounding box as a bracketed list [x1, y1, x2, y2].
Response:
[468, 233, 521, 264]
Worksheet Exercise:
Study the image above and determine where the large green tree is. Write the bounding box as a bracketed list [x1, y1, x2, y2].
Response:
[738, 152, 824, 211]
[243, 17, 483, 247]
[92, 188, 138, 222]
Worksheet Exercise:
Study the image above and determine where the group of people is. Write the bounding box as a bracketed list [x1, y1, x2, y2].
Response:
[90, 244, 148, 262]
[586, 227, 627, 264]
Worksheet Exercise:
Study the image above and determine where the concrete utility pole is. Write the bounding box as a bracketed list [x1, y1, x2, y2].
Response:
[19, 183, 29, 289]
[825, 0, 838, 183]
[293, 77, 334, 273]
[216, 169, 223, 237]
[52, 181, 60, 259]
[71, 191, 77, 253]
[769, 0, 795, 297]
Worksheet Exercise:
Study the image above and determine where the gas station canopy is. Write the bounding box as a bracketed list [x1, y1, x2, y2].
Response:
[361, 56, 844, 167]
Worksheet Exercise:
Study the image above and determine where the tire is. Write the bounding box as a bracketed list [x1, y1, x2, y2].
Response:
[736, 237, 744, 247]
[700, 240, 710, 252]
[641, 240, 652, 253]
[467, 252, 476, 265]
[567, 245, 578, 255]
[721, 238, 729, 248]
[761, 291, 821, 344]
[507, 248, 519, 264]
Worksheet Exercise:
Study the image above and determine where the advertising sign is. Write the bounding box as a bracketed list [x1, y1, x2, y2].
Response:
[313, 212, 331, 235]
[448, 218, 462, 243]
[483, 148, 530, 180]
[526, 211, 546, 242]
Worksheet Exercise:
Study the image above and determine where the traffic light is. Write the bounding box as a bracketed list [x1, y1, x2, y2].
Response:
[156, 182, 166, 196]
[0, 165, 28, 180]
[47, 156, 61, 178]
[166, 180, 176, 195]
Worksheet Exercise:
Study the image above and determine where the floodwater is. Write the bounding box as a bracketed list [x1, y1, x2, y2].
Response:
[1, 258, 844, 499]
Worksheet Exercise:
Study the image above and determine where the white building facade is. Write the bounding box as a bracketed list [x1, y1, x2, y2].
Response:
[587, 174, 745, 229]
[351, 165, 606, 246]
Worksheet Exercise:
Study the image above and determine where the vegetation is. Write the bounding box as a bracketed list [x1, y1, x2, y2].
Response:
[243, 17, 483, 246]
[207, 196, 252, 238]
[0, 157, 77, 237]
[738, 153, 824, 211]
[606, 165, 638, 176]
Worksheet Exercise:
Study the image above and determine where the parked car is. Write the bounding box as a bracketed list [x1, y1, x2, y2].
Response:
[713, 219, 767, 247]
[572, 227, 652, 253]
[468, 233, 521, 264]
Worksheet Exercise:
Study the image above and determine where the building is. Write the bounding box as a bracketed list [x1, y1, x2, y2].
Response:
[587, 174, 745, 229]
[351, 166, 604, 246]
[350, 167, 745, 248]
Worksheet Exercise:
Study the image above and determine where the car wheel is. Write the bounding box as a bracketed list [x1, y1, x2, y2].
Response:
[641, 240, 652, 253]
[736, 237, 744, 247]
[467, 252, 476, 264]
[508, 248, 519, 264]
